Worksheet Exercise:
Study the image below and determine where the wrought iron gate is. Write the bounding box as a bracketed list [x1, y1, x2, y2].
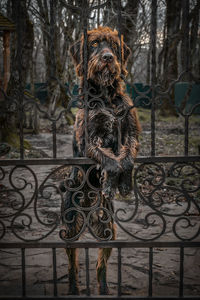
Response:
[0, 0, 200, 299]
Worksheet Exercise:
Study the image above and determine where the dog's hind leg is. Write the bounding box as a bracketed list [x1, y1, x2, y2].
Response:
[66, 248, 79, 295]
[63, 183, 82, 295]
[96, 223, 116, 295]
[96, 248, 112, 294]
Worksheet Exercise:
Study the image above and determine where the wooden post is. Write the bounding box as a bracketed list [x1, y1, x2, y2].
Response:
[3, 30, 10, 92]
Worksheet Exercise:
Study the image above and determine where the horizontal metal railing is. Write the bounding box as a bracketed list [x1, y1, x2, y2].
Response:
[1, 155, 200, 166]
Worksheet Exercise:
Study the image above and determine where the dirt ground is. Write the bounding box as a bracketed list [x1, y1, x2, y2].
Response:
[0, 109, 200, 297]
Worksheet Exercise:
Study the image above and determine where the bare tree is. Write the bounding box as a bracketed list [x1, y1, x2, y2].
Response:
[7, 0, 34, 95]
[30, 0, 82, 117]
[0, 0, 34, 144]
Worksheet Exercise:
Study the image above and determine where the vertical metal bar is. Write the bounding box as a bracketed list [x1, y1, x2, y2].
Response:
[148, 247, 153, 297]
[117, 0, 123, 153]
[150, 0, 157, 84]
[97, 0, 100, 27]
[182, 0, 190, 72]
[21, 248, 26, 297]
[52, 248, 58, 297]
[117, 120, 122, 153]
[52, 121, 57, 158]
[150, 0, 157, 157]
[49, 0, 56, 78]
[184, 115, 189, 156]
[183, 0, 190, 156]
[117, 0, 122, 69]
[34, 104, 38, 133]
[19, 101, 24, 159]
[118, 247, 122, 296]
[85, 248, 90, 296]
[15, 1, 24, 160]
[179, 247, 184, 297]
[82, 0, 89, 156]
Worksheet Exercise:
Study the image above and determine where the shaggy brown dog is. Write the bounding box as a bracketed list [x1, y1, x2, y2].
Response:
[62, 27, 141, 295]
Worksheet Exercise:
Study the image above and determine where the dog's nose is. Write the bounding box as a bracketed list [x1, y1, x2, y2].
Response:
[102, 53, 114, 62]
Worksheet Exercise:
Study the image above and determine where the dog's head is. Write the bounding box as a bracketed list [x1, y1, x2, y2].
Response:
[70, 27, 131, 87]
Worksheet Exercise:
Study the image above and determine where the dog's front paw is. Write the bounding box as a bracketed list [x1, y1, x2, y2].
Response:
[118, 156, 134, 196]
[118, 169, 133, 196]
[102, 158, 122, 176]
[59, 180, 66, 193]
[68, 286, 80, 295]
[99, 280, 109, 295]
[102, 182, 116, 199]
[101, 160, 121, 199]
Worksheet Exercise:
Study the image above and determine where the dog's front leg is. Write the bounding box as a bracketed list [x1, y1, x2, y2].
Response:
[88, 145, 121, 199]
[118, 155, 134, 196]
[101, 157, 121, 199]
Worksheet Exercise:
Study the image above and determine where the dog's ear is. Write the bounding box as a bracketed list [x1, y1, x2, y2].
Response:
[121, 40, 131, 77]
[123, 42, 131, 65]
[69, 40, 81, 65]
[69, 40, 83, 76]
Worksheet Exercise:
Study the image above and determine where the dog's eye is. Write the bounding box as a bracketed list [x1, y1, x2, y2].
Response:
[91, 41, 99, 48]
[105, 121, 112, 129]
[112, 42, 118, 50]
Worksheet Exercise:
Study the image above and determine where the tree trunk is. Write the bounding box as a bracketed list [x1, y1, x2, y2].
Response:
[3, 31, 11, 92]
[7, 0, 34, 96]
[103, 0, 139, 83]
[0, 0, 34, 144]
[190, 2, 200, 77]
[160, 0, 181, 116]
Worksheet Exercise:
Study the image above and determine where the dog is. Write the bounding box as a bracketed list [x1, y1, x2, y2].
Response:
[61, 27, 141, 295]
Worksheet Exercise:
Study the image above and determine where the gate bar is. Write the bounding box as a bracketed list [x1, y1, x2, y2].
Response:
[1, 155, 199, 166]
[149, 247, 153, 297]
[118, 247, 122, 296]
[52, 121, 57, 158]
[150, 0, 157, 156]
[1, 241, 200, 249]
[1, 296, 199, 299]
[21, 248, 26, 297]
[52, 248, 58, 297]
[85, 248, 90, 296]
[179, 247, 184, 297]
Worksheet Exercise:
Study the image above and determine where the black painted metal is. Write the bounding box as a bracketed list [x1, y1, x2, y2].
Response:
[52, 248, 58, 297]
[0, 0, 200, 299]
[149, 247, 153, 297]
[0, 241, 200, 249]
[21, 248, 26, 297]
[85, 248, 90, 296]
[0, 297, 199, 300]
[118, 247, 122, 297]
[150, 0, 157, 156]
[179, 247, 184, 298]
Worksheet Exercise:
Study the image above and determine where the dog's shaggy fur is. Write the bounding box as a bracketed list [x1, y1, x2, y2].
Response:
[62, 27, 141, 295]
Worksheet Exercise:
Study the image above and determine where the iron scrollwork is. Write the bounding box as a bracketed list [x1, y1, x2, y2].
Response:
[59, 163, 115, 242]
[0, 165, 63, 241]
[1, 162, 199, 242]
[119, 161, 200, 242]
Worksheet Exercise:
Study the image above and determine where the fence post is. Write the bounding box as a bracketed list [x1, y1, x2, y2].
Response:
[150, 0, 157, 157]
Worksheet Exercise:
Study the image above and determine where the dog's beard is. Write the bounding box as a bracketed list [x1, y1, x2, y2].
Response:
[96, 67, 115, 86]
[87, 55, 120, 87]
